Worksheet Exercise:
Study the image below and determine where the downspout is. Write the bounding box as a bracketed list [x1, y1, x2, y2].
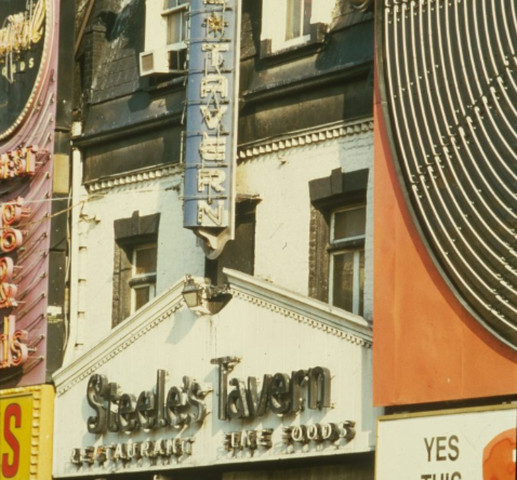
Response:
[74, 0, 96, 57]
[63, 122, 85, 363]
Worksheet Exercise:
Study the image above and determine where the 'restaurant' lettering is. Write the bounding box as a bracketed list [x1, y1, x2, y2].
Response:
[70, 437, 194, 466]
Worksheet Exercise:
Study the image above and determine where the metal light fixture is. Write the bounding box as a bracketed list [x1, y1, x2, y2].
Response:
[182, 275, 205, 309]
[181, 275, 231, 315]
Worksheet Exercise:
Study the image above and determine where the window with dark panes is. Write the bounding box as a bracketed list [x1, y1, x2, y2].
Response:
[112, 212, 160, 327]
[308, 168, 369, 316]
[163, 0, 188, 71]
[129, 243, 157, 313]
[163, 0, 189, 48]
[328, 205, 366, 315]
[205, 199, 258, 286]
[260, 0, 330, 55]
[286, 0, 312, 40]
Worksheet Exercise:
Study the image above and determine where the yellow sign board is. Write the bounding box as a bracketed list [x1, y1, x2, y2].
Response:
[0, 385, 54, 480]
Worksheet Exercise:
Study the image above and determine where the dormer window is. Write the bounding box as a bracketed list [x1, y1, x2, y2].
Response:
[261, 0, 330, 56]
[286, 0, 312, 42]
[139, 0, 189, 76]
[163, 0, 189, 49]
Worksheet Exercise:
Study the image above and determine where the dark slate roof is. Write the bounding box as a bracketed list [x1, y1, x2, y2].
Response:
[90, 0, 144, 103]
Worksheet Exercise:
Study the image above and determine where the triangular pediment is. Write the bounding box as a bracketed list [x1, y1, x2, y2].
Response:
[53, 270, 376, 478]
[54, 270, 371, 395]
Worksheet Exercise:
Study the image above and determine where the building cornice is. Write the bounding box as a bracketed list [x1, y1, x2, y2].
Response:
[224, 268, 373, 348]
[83, 119, 373, 193]
[54, 271, 372, 397]
[53, 279, 186, 396]
[85, 164, 183, 193]
[237, 118, 374, 161]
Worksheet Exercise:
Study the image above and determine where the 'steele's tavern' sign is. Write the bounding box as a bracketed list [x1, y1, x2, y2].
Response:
[0, 0, 48, 140]
[211, 356, 332, 420]
[184, 0, 241, 258]
[84, 359, 332, 433]
[85, 370, 211, 435]
[71, 358, 351, 468]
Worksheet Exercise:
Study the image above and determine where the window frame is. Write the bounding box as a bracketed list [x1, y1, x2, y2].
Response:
[129, 243, 158, 314]
[205, 198, 258, 286]
[328, 204, 366, 315]
[308, 168, 369, 318]
[284, 0, 312, 48]
[112, 211, 160, 328]
[260, 0, 329, 56]
[140, 0, 189, 77]
[161, 0, 189, 51]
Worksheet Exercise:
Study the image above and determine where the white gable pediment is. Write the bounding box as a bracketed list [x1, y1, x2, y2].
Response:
[53, 270, 377, 477]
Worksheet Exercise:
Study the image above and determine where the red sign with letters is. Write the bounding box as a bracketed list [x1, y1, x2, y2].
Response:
[0, 394, 31, 479]
[0, 0, 59, 388]
[0, 386, 54, 479]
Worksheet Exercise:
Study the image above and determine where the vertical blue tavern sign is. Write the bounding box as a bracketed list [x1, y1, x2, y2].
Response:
[184, 0, 241, 258]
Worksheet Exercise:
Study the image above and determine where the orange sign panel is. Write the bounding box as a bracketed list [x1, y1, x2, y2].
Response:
[483, 429, 516, 480]
[373, 1, 517, 406]
[0, 386, 53, 480]
[373, 97, 517, 406]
